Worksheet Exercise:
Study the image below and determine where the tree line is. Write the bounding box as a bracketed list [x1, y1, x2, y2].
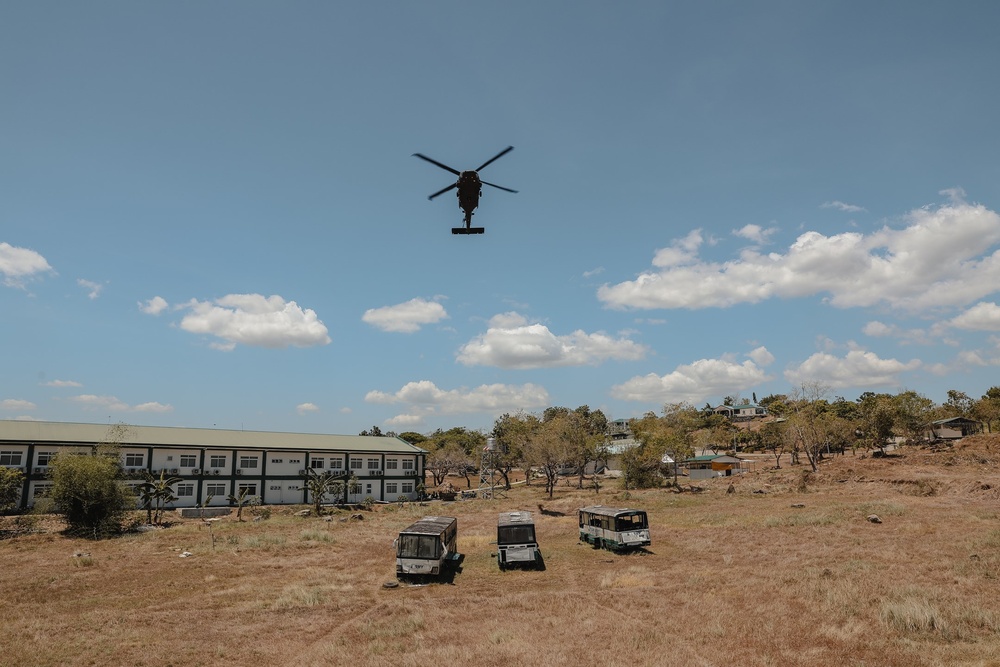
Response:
[388, 385, 1000, 494]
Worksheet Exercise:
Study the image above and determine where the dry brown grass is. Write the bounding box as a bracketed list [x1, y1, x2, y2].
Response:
[3, 438, 1000, 667]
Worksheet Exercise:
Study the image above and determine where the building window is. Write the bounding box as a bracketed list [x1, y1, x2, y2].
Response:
[289, 458, 301, 464]
[401, 483, 413, 494]
[239, 456, 258, 469]
[177, 484, 194, 498]
[367, 459, 379, 470]
[209, 455, 227, 468]
[365, 483, 372, 495]
[310, 458, 325, 469]
[386, 483, 398, 494]
[288, 484, 300, 491]
[401, 460, 414, 470]
[124, 453, 144, 468]
[269, 485, 281, 491]
[385, 459, 398, 470]
[350, 459, 362, 469]
[180, 455, 197, 468]
[33, 484, 52, 498]
[237, 484, 258, 497]
[37, 452, 57, 466]
[330, 458, 343, 470]
[0, 451, 23, 466]
[206, 483, 227, 496]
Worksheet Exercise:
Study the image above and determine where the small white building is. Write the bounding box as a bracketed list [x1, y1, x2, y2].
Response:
[0, 420, 426, 511]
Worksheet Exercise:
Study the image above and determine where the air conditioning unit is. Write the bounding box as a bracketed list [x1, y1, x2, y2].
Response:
[298, 469, 306, 475]
[34, 467, 42, 474]
[213, 469, 221, 475]
[192, 469, 200, 475]
[235, 469, 243, 475]
[170, 469, 178, 474]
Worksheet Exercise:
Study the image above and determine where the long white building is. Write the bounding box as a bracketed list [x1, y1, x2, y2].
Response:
[0, 420, 427, 511]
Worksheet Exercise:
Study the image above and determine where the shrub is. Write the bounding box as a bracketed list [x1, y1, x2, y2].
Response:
[49, 448, 133, 538]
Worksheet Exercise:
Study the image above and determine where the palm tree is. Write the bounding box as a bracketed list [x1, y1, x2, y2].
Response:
[139, 470, 182, 524]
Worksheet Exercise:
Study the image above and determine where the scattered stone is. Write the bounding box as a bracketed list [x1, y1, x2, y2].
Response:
[726, 483, 736, 495]
[866, 514, 882, 524]
[382, 580, 399, 589]
[73, 551, 91, 558]
[970, 554, 981, 561]
[821, 568, 833, 578]
[179, 551, 193, 558]
[791, 503, 805, 508]
[294, 509, 311, 517]
[753, 489, 768, 494]
[350, 513, 365, 521]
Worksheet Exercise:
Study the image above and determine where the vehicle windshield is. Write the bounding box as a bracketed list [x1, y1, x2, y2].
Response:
[397, 534, 441, 559]
[497, 525, 535, 545]
[614, 513, 648, 531]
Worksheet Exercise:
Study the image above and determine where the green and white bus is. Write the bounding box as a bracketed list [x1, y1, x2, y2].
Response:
[395, 516, 458, 579]
[578, 505, 650, 551]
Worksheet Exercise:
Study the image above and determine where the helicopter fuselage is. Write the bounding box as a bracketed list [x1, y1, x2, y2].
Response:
[456, 171, 482, 226]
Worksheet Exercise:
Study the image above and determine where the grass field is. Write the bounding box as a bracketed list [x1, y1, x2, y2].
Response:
[3, 437, 1000, 667]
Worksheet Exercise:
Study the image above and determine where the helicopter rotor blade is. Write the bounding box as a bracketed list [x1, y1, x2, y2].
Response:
[481, 180, 518, 194]
[474, 146, 514, 172]
[428, 183, 458, 200]
[413, 153, 461, 176]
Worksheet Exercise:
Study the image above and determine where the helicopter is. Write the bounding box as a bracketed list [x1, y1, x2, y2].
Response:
[413, 146, 517, 234]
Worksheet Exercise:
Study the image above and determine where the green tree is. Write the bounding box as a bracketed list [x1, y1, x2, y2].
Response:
[0, 466, 24, 513]
[49, 448, 133, 538]
[972, 387, 1000, 433]
[227, 487, 254, 521]
[893, 390, 934, 444]
[492, 412, 538, 489]
[301, 468, 337, 515]
[138, 469, 182, 525]
[524, 413, 575, 498]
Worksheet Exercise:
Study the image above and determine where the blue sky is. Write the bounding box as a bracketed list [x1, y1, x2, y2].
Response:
[3, 2, 1000, 435]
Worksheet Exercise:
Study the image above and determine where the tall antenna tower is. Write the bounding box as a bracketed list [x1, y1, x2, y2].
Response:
[478, 437, 507, 500]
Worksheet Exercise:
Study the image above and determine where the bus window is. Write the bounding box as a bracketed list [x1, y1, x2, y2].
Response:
[397, 535, 440, 559]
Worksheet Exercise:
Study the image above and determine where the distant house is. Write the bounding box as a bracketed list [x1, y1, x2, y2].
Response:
[685, 455, 752, 480]
[712, 403, 768, 421]
[927, 417, 983, 441]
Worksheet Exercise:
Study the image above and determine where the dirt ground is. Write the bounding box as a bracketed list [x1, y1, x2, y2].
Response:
[2, 437, 1000, 667]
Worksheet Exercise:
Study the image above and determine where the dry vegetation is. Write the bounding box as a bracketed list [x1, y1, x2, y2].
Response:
[3, 437, 1000, 667]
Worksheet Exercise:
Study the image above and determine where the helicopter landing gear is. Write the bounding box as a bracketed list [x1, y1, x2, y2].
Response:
[452, 227, 485, 234]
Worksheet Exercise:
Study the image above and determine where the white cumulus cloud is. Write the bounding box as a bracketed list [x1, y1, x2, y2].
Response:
[784, 349, 921, 389]
[362, 297, 448, 333]
[139, 296, 169, 315]
[365, 380, 550, 418]
[948, 302, 1000, 331]
[733, 224, 778, 244]
[598, 201, 1000, 312]
[177, 294, 331, 349]
[821, 201, 867, 213]
[457, 313, 649, 369]
[1, 242, 54, 288]
[1, 399, 37, 411]
[42, 379, 83, 388]
[611, 349, 773, 405]
[69, 394, 173, 413]
[296, 402, 320, 415]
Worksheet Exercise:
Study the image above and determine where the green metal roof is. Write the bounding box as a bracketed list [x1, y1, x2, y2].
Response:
[0, 420, 426, 454]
